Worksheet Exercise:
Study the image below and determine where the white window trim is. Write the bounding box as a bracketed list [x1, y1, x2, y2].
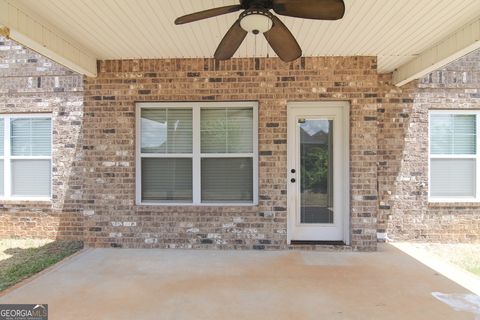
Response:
[428, 110, 480, 203]
[135, 102, 259, 206]
[0, 113, 53, 201]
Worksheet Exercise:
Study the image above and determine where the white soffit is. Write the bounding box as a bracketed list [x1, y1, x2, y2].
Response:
[393, 17, 480, 86]
[3, 0, 480, 81]
[0, 0, 97, 76]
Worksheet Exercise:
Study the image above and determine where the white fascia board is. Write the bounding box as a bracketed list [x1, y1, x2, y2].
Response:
[0, 0, 97, 77]
[393, 17, 480, 87]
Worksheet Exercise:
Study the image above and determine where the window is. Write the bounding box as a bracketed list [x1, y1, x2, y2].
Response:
[429, 111, 478, 201]
[137, 102, 258, 205]
[0, 115, 52, 200]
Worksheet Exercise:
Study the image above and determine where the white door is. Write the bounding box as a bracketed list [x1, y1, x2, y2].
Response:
[287, 102, 349, 243]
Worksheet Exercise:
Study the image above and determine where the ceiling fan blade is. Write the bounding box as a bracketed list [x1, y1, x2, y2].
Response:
[214, 20, 248, 60]
[272, 0, 345, 20]
[264, 16, 301, 62]
[175, 5, 241, 25]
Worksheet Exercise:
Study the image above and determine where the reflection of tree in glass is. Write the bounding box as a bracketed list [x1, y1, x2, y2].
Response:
[201, 108, 253, 153]
[302, 146, 328, 193]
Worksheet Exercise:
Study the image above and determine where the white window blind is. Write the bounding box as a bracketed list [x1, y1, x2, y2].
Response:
[0, 119, 3, 196]
[0, 160, 3, 196]
[430, 114, 476, 154]
[201, 108, 253, 153]
[429, 112, 479, 201]
[0, 115, 52, 199]
[141, 108, 192, 153]
[0, 119, 4, 155]
[12, 159, 51, 196]
[430, 159, 475, 197]
[200, 107, 254, 203]
[140, 107, 193, 203]
[11, 118, 51, 156]
[201, 158, 253, 203]
[137, 102, 258, 205]
[142, 158, 192, 202]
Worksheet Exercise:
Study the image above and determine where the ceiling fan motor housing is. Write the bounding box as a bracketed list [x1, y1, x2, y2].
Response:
[239, 9, 274, 34]
[240, 0, 274, 10]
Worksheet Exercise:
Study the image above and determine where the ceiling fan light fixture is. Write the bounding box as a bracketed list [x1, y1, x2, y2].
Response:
[240, 10, 273, 34]
[174, 0, 346, 62]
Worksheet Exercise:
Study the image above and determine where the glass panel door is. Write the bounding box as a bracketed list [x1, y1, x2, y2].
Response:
[299, 119, 334, 224]
[287, 102, 347, 242]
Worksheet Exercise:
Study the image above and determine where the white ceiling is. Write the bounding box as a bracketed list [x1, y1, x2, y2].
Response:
[12, 0, 480, 73]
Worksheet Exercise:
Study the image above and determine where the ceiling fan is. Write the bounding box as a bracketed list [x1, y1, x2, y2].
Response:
[174, 0, 345, 62]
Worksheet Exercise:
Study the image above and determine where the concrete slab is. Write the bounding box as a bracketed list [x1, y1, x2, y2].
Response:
[0, 244, 478, 319]
[392, 242, 480, 296]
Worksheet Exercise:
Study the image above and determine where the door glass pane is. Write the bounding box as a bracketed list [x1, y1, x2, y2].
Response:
[300, 119, 334, 223]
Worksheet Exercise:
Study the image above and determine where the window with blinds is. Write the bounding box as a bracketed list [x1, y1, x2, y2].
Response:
[0, 115, 52, 199]
[137, 102, 258, 205]
[429, 112, 478, 200]
[0, 120, 3, 196]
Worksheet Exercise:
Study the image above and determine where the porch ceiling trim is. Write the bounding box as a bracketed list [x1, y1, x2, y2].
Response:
[0, 0, 97, 77]
[393, 17, 480, 87]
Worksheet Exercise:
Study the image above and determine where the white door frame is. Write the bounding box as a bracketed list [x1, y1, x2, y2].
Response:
[287, 101, 350, 244]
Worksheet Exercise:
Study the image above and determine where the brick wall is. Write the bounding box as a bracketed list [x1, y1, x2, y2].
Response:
[2, 36, 479, 249]
[83, 57, 380, 250]
[0, 37, 84, 240]
[378, 50, 480, 242]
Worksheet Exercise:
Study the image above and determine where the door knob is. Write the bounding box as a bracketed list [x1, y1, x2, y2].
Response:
[291, 169, 296, 173]
[290, 178, 296, 183]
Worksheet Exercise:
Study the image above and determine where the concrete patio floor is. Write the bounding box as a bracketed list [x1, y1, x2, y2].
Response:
[0, 244, 478, 319]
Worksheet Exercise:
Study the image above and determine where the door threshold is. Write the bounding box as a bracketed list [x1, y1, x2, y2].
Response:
[290, 240, 346, 246]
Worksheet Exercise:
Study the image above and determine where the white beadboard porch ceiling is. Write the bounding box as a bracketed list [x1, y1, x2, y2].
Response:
[11, 0, 480, 73]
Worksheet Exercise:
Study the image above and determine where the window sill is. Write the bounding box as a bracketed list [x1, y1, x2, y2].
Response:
[0, 197, 52, 204]
[137, 201, 258, 207]
[428, 198, 480, 207]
